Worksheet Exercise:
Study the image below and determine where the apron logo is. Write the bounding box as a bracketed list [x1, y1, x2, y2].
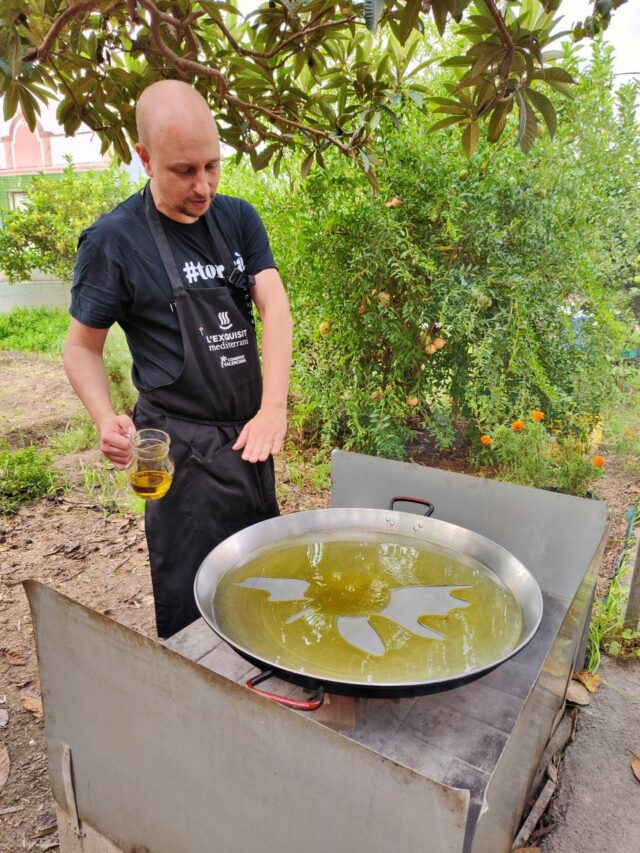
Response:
[220, 354, 247, 368]
[217, 311, 233, 330]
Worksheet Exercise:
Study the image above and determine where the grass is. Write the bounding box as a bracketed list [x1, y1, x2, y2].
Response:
[281, 438, 331, 493]
[48, 415, 98, 455]
[0, 306, 69, 355]
[601, 364, 640, 468]
[587, 500, 640, 672]
[0, 443, 56, 515]
[82, 461, 145, 517]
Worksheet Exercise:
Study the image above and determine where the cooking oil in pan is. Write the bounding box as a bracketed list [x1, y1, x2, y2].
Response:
[213, 531, 523, 685]
[128, 470, 173, 500]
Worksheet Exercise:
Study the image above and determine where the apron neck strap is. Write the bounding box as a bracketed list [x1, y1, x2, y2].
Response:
[143, 182, 255, 294]
[143, 182, 185, 297]
[203, 209, 255, 291]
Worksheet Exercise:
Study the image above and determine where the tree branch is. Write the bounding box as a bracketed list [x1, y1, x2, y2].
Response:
[23, 0, 98, 62]
[483, 0, 515, 100]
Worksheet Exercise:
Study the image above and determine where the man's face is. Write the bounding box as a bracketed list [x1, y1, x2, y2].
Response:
[136, 125, 221, 223]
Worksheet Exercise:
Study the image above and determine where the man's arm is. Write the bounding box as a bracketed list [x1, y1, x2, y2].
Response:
[63, 318, 135, 468]
[232, 268, 293, 463]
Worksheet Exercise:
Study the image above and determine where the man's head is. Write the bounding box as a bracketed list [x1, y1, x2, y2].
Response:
[135, 80, 221, 223]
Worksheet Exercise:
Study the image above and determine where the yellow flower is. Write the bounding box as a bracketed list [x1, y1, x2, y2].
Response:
[480, 435, 492, 446]
[592, 455, 605, 468]
[511, 420, 525, 432]
[532, 410, 545, 422]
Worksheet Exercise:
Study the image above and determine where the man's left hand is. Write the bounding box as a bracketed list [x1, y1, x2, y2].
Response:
[232, 404, 287, 462]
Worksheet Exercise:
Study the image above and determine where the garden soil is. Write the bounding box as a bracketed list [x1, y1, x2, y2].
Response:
[0, 351, 638, 852]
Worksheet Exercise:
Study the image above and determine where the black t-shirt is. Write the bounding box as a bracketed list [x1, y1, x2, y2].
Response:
[70, 189, 276, 391]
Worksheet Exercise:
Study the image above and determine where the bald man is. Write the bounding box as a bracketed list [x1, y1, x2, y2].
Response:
[64, 80, 293, 638]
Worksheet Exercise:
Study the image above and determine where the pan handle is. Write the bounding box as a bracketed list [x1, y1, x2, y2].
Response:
[246, 669, 325, 711]
[389, 496, 435, 517]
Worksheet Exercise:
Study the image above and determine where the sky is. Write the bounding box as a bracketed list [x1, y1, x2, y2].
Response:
[554, 0, 640, 81]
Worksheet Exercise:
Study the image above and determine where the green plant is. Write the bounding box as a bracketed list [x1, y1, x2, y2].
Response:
[0, 443, 55, 515]
[103, 326, 136, 415]
[0, 307, 69, 355]
[483, 414, 603, 496]
[48, 416, 98, 456]
[82, 461, 145, 517]
[588, 566, 640, 671]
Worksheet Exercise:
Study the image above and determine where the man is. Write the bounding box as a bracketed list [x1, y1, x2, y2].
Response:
[64, 80, 293, 638]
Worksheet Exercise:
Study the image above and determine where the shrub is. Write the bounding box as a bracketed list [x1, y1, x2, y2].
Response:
[0, 444, 54, 515]
[0, 307, 69, 355]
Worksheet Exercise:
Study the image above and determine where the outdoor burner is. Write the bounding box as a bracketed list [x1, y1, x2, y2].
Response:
[28, 450, 608, 853]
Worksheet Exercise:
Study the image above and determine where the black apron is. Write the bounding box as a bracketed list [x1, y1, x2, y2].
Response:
[135, 185, 279, 638]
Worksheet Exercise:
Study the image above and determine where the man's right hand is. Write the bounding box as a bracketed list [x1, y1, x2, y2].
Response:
[100, 413, 136, 469]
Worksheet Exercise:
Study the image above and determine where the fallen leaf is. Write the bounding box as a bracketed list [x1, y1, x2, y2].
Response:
[566, 680, 591, 706]
[0, 743, 10, 795]
[384, 196, 403, 208]
[573, 670, 602, 693]
[20, 696, 43, 720]
[632, 754, 640, 783]
[0, 648, 28, 666]
[20, 685, 43, 720]
[0, 709, 8, 728]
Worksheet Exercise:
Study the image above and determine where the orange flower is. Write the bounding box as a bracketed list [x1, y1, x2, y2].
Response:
[480, 435, 492, 446]
[511, 420, 525, 432]
[532, 410, 545, 422]
[592, 455, 605, 468]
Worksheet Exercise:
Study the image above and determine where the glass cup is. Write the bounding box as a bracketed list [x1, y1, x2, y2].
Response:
[127, 429, 175, 501]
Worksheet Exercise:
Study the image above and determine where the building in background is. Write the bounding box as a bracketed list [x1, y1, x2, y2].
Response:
[0, 101, 110, 215]
[0, 101, 113, 310]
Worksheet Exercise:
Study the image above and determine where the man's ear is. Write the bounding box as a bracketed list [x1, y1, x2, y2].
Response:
[135, 143, 153, 178]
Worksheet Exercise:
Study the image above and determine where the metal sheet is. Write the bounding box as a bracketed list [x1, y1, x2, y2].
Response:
[330, 450, 608, 602]
[26, 581, 470, 853]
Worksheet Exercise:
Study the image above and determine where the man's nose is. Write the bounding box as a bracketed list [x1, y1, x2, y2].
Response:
[193, 170, 209, 197]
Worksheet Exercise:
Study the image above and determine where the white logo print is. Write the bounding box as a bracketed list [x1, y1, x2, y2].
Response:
[220, 354, 247, 368]
[218, 312, 233, 330]
[182, 260, 225, 285]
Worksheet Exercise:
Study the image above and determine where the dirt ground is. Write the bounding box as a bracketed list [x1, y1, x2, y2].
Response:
[0, 353, 637, 852]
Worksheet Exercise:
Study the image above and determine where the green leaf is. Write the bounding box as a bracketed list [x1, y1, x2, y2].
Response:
[461, 121, 479, 158]
[301, 151, 314, 178]
[526, 87, 557, 138]
[397, 0, 421, 45]
[428, 115, 465, 133]
[487, 99, 512, 143]
[441, 56, 473, 68]
[541, 67, 575, 84]
[434, 103, 468, 116]
[514, 87, 537, 154]
[3, 82, 19, 121]
[431, 0, 449, 37]
[380, 104, 401, 128]
[407, 90, 423, 108]
[17, 85, 40, 132]
[364, 0, 385, 34]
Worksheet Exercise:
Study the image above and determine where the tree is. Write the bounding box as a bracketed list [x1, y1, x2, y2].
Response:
[0, 0, 625, 185]
[0, 160, 132, 283]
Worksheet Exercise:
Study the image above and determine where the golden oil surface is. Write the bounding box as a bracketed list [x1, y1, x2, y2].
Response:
[128, 470, 173, 500]
[213, 531, 523, 684]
